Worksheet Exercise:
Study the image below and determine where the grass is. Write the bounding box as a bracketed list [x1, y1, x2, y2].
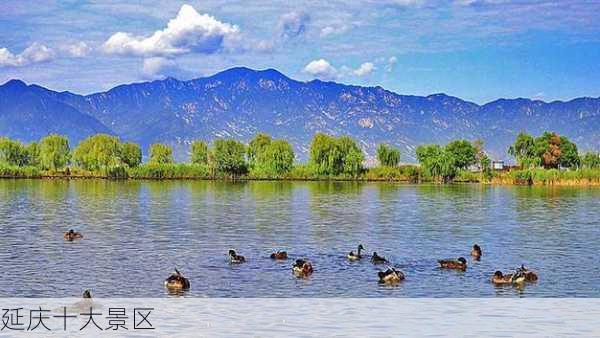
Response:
[2, 162, 600, 186]
[0, 164, 41, 178]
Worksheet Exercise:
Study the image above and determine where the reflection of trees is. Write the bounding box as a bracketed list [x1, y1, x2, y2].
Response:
[248, 181, 293, 233]
[307, 181, 367, 245]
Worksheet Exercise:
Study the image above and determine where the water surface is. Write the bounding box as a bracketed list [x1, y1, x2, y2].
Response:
[0, 179, 598, 297]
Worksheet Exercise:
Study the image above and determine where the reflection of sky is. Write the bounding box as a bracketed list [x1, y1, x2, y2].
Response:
[0, 180, 598, 297]
[1, 1, 599, 103]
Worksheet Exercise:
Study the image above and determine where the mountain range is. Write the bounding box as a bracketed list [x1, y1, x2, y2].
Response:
[1, 67, 599, 162]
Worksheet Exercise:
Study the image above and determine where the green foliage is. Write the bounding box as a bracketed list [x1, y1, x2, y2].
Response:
[121, 142, 142, 168]
[39, 134, 70, 170]
[0, 137, 28, 166]
[73, 134, 123, 170]
[559, 136, 579, 168]
[509, 131, 579, 169]
[309, 133, 364, 176]
[376, 144, 400, 167]
[365, 165, 420, 181]
[0, 164, 41, 177]
[26, 142, 40, 167]
[581, 152, 600, 169]
[445, 139, 477, 169]
[149, 143, 173, 165]
[416, 144, 456, 182]
[128, 163, 210, 179]
[508, 132, 536, 167]
[252, 139, 295, 177]
[190, 140, 209, 165]
[247, 133, 272, 166]
[212, 139, 247, 176]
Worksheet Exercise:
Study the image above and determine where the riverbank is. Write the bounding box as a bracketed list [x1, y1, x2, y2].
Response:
[2, 163, 600, 186]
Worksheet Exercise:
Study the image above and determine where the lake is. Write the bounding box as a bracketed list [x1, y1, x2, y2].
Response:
[0, 179, 598, 298]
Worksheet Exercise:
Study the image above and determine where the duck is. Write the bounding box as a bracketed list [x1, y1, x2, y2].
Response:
[491, 271, 525, 285]
[378, 267, 405, 285]
[64, 229, 83, 241]
[164, 268, 191, 290]
[347, 244, 365, 261]
[471, 244, 482, 260]
[438, 257, 467, 271]
[292, 259, 313, 277]
[270, 251, 288, 260]
[517, 265, 538, 282]
[370, 252, 388, 264]
[82, 289, 92, 298]
[228, 249, 246, 264]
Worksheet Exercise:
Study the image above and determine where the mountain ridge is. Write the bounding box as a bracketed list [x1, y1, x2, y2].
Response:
[1, 68, 598, 162]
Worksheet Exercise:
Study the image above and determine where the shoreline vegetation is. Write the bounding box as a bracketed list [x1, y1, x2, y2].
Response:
[0, 131, 599, 186]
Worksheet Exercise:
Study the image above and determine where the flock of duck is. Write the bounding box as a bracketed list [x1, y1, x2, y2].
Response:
[64, 229, 539, 293]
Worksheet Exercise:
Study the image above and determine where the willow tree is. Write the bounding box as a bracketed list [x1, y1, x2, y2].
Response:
[149, 143, 173, 165]
[39, 134, 70, 170]
[376, 144, 400, 167]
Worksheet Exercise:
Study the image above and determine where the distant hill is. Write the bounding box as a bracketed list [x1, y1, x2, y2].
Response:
[1, 67, 598, 162]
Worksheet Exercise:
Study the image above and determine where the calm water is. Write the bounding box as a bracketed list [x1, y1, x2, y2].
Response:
[0, 179, 598, 298]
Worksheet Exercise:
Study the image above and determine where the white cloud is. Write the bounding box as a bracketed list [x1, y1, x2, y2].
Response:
[103, 4, 240, 57]
[142, 57, 183, 79]
[0, 43, 54, 67]
[303, 59, 338, 80]
[63, 42, 91, 58]
[386, 56, 398, 72]
[353, 62, 375, 76]
[320, 24, 349, 37]
[278, 11, 310, 40]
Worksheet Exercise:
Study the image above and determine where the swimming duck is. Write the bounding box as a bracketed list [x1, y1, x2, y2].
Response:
[491, 271, 524, 285]
[270, 251, 288, 260]
[82, 289, 92, 298]
[228, 249, 246, 264]
[370, 252, 388, 264]
[471, 244, 482, 260]
[438, 257, 467, 271]
[378, 267, 405, 285]
[347, 244, 365, 261]
[292, 259, 313, 277]
[517, 265, 538, 282]
[64, 229, 83, 241]
[164, 268, 191, 290]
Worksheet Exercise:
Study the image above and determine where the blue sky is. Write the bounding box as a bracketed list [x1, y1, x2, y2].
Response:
[0, 0, 599, 103]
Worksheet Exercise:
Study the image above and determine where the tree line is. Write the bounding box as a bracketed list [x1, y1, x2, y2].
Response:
[0, 132, 401, 178]
[0, 131, 598, 180]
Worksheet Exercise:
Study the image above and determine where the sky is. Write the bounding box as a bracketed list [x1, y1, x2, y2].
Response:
[0, 0, 599, 103]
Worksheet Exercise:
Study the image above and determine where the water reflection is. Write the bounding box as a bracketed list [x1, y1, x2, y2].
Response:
[0, 180, 598, 298]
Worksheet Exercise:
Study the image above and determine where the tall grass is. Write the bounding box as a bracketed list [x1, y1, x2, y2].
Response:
[0, 164, 41, 177]
[127, 163, 211, 179]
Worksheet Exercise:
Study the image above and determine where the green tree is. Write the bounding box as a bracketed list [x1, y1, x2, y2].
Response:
[149, 143, 173, 165]
[255, 139, 295, 176]
[190, 140, 209, 165]
[508, 132, 536, 168]
[39, 134, 70, 170]
[121, 142, 142, 168]
[212, 139, 247, 176]
[0, 137, 28, 166]
[445, 139, 476, 170]
[247, 133, 272, 166]
[26, 142, 40, 167]
[73, 134, 122, 170]
[581, 152, 600, 168]
[309, 133, 339, 175]
[308, 133, 363, 176]
[376, 144, 400, 167]
[416, 144, 456, 182]
[558, 136, 579, 169]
